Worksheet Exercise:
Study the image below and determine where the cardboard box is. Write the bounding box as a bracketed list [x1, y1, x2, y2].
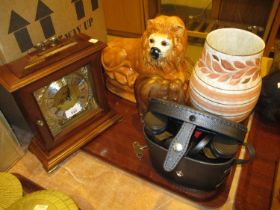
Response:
[0, 0, 107, 64]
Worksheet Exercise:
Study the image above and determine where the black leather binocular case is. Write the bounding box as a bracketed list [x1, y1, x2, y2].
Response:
[143, 98, 255, 191]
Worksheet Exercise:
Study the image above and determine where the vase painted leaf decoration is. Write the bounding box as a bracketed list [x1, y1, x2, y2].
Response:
[233, 61, 246, 69]
[217, 74, 230, 82]
[245, 60, 255, 66]
[206, 53, 212, 69]
[208, 73, 220, 79]
[244, 67, 258, 76]
[212, 54, 219, 61]
[221, 59, 235, 71]
[196, 50, 261, 86]
[242, 78, 251, 84]
[201, 67, 212, 74]
[198, 60, 204, 68]
[212, 61, 226, 73]
[252, 71, 259, 81]
[231, 69, 247, 79]
[229, 78, 241, 85]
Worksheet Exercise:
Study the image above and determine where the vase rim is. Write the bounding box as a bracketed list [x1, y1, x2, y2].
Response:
[206, 28, 265, 56]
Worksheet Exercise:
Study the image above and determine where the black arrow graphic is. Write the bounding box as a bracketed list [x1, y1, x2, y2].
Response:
[91, 0, 98, 11]
[72, 0, 85, 20]
[8, 10, 33, 52]
[35, 0, 55, 39]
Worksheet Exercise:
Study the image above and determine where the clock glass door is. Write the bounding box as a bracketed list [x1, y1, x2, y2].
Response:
[33, 65, 98, 136]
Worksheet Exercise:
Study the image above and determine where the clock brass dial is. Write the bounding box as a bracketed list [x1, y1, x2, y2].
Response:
[33, 65, 98, 136]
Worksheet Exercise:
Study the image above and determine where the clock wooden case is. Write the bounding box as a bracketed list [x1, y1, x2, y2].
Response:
[0, 34, 121, 171]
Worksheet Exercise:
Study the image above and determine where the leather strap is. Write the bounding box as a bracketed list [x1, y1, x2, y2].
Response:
[149, 98, 247, 142]
[189, 135, 212, 156]
[235, 142, 255, 164]
[163, 122, 195, 172]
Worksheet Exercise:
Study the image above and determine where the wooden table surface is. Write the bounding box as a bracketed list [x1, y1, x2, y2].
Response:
[235, 113, 280, 210]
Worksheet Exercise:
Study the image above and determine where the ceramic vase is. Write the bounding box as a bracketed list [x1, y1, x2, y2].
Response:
[189, 28, 265, 122]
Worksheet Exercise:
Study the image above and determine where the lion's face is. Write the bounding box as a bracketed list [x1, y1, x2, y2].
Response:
[141, 15, 188, 69]
[148, 33, 173, 60]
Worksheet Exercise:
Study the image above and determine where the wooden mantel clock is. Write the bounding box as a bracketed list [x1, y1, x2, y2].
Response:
[0, 34, 121, 171]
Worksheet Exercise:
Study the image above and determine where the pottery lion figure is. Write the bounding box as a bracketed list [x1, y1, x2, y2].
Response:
[101, 15, 192, 115]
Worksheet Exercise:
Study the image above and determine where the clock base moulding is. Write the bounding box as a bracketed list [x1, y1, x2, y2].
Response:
[29, 110, 121, 172]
